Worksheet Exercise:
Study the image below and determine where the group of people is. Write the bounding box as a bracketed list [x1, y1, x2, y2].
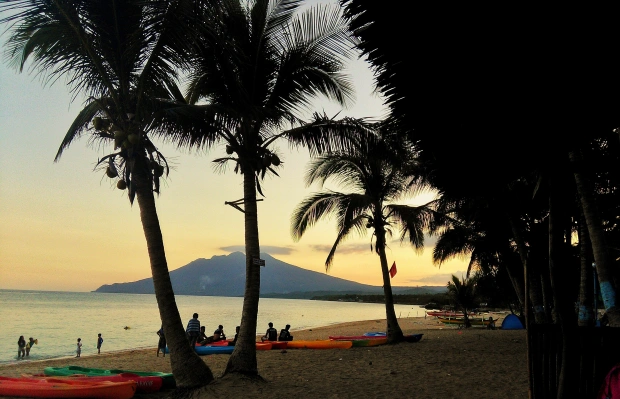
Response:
[16, 336, 37, 359]
[157, 314, 292, 356]
[74, 333, 103, 358]
[260, 322, 293, 342]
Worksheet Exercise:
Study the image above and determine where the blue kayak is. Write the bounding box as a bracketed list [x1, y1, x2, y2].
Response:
[165, 345, 234, 355]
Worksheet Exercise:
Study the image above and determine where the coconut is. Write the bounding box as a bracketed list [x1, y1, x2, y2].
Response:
[226, 145, 234, 155]
[127, 133, 140, 144]
[271, 154, 281, 166]
[106, 167, 118, 178]
[114, 130, 127, 140]
[117, 180, 127, 190]
[92, 117, 102, 130]
[154, 164, 165, 177]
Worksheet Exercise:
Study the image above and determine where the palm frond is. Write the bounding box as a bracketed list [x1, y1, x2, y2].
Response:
[54, 100, 102, 161]
[386, 203, 434, 253]
[325, 214, 367, 270]
[291, 190, 346, 241]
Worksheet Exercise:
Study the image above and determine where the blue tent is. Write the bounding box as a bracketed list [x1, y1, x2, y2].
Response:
[501, 314, 524, 330]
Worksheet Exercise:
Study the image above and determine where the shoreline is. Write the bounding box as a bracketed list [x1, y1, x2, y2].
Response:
[0, 315, 527, 399]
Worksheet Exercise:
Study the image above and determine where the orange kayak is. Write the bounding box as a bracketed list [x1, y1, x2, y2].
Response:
[256, 342, 272, 350]
[0, 376, 136, 399]
[286, 340, 353, 349]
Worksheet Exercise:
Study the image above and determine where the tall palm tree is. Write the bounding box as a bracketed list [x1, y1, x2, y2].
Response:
[1, 0, 214, 387]
[155, 0, 368, 376]
[290, 128, 433, 343]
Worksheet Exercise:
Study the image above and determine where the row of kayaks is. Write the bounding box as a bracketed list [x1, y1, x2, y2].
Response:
[0, 333, 423, 397]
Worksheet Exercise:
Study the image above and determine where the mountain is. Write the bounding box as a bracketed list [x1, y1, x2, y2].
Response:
[93, 252, 445, 297]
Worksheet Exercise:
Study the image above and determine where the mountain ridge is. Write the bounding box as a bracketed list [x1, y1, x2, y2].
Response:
[93, 252, 445, 297]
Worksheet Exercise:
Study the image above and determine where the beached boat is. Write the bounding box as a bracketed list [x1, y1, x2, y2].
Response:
[43, 366, 174, 389]
[437, 316, 493, 326]
[286, 340, 353, 349]
[330, 333, 423, 344]
[426, 310, 478, 317]
[269, 341, 288, 349]
[0, 376, 136, 399]
[194, 345, 234, 355]
[24, 373, 163, 394]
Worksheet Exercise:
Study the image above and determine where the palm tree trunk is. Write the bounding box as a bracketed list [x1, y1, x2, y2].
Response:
[134, 165, 213, 388]
[569, 149, 620, 326]
[577, 210, 595, 326]
[375, 208, 403, 343]
[225, 169, 260, 376]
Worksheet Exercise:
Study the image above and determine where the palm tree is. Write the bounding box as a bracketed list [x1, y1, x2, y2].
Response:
[290, 127, 434, 343]
[155, 0, 367, 376]
[1, 0, 213, 387]
[446, 275, 478, 328]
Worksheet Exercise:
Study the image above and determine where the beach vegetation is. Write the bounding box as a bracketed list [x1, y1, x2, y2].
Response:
[446, 275, 478, 328]
[0, 0, 215, 388]
[291, 124, 435, 343]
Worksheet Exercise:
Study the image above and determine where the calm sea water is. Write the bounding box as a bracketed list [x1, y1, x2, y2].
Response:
[0, 290, 425, 364]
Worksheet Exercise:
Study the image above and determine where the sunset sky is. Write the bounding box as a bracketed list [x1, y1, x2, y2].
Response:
[0, 1, 469, 293]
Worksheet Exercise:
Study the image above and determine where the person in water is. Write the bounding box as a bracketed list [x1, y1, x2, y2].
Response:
[261, 322, 278, 342]
[279, 324, 293, 341]
[17, 336, 26, 359]
[25, 337, 36, 356]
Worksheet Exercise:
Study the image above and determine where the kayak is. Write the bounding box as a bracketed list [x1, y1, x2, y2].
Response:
[437, 316, 493, 326]
[193, 345, 234, 355]
[329, 335, 387, 340]
[197, 340, 229, 346]
[256, 342, 272, 351]
[0, 376, 136, 399]
[43, 366, 174, 389]
[24, 373, 162, 394]
[286, 340, 353, 349]
[329, 337, 387, 347]
[270, 341, 288, 349]
[426, 310, 477, 317]
[404, 333, 424, 343]
[363, 332, 386, 337]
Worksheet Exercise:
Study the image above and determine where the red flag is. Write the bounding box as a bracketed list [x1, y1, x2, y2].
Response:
[389, 261, 397, 278]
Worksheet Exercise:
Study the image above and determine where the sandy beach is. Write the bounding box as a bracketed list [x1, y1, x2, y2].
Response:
[0, 314, 528, 398]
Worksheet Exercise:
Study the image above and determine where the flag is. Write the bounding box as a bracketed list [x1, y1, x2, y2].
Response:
[389, 261, 397, 278]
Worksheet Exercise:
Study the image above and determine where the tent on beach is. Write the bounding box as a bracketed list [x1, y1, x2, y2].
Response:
[501, 314, 524, 330]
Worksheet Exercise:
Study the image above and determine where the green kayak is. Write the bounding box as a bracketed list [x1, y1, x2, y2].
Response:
[43, 365, 175, 388]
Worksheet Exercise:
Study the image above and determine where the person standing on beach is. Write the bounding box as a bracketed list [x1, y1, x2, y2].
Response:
[157, 326, 166, 357]
[76, 338, 82, 358]
[186, 313, 201, 347]
[97, 333, 103, 354]
[17, 336, 26, 359]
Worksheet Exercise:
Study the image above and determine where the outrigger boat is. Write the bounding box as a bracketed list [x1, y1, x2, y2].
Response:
[426, 310, 478, 317]
[437, 316, 494, 326]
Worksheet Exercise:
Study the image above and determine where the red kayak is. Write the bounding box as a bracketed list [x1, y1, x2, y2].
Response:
[24, 373, 162, 394]
[196, 340, 229, 347]
[329, 335, 387, 340]
[426, 310, 477, 317]
[0, 376, 137, 399]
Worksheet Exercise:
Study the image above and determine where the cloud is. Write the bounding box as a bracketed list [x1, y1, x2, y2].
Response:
[389, 233, 438, 248]
[309, 243, 371, 255]
[219, 245, 295, 255]
[403, 270, 468, 286]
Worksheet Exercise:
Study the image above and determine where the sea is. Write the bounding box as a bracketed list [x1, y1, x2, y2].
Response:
[0, 290, 426, 364]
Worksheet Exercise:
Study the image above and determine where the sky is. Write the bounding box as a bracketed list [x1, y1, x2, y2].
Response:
[0, 1, 469, 293]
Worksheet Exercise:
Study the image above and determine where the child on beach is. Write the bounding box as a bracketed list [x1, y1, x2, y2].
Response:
[97, 333, 103, 354]
[76, 338, 82, 358]
[17, 336, 26, 359]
